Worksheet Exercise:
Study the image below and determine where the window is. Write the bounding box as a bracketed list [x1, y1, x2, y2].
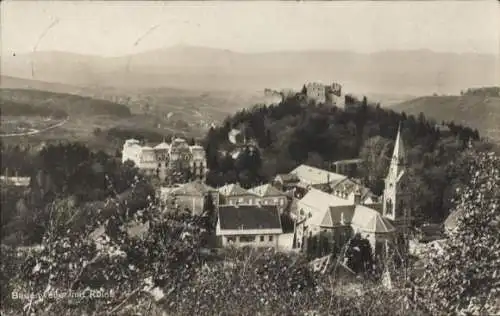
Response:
[260, 236, 265, 242]
[238, 198, 243, 203]
[385, 199, 393, 215]
[269, 236, 273, 242]
[240, 236, 255, 243]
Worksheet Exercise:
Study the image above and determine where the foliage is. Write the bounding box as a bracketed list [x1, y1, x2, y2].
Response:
[1, 142, 149, 246]
[415, 150, 500, 315]
[344, 233, 375, 275]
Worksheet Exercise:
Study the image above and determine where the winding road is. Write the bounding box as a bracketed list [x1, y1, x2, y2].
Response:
[0, 117, 69, 137]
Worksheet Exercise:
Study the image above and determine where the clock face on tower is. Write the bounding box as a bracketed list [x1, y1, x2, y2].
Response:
[180, 152, 192, 162]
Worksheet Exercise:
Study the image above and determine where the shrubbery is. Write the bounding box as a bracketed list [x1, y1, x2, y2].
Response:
[414, 150, 500, 315]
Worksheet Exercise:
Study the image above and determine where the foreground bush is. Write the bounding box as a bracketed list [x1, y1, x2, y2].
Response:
[415, 150, 500, 315]
[1, 195, 426, 315]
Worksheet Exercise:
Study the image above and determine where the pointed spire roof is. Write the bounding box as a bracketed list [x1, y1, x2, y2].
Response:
[392, 123, 405, 166]
[387, 123, 405, 182]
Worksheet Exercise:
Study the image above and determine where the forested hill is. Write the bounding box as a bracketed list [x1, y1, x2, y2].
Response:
[392, 91, 500, 144]
[0, 89, 131, 118]
[204, 93, 485, 223]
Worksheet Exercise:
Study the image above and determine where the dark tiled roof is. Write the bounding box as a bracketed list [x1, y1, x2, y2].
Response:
[218, 205, 282, 230]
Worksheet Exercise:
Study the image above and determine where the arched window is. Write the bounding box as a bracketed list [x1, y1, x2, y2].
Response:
[385, 198, 393, 215]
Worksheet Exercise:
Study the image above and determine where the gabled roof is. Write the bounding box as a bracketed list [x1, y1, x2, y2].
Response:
[322, 205, 356, 227]
[248, 183, 286, 197]
[217, 205, 282, 234]
[299, 188, 353, 226]
[218, 183, 256, 197]
[290, 164, 346, 185]
[171, 181, 217, 196]
[351, 205, 396, 234]
[300, 188, 352, 211]
[331, 178, 375, 201]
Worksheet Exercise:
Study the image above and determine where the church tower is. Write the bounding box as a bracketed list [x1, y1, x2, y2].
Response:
[382, 124, 409, 227]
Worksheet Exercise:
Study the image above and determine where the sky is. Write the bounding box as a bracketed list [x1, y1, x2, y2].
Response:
[1, 1, 499, 57]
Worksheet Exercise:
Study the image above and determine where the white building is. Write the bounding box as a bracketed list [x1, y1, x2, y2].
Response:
[216, 204, 283, 248]
[122, 138, 208, 184]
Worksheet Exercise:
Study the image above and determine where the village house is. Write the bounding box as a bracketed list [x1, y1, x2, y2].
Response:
[121, 138, 207, 184]
[160, 180, 220, 216]
[272, 173, 300, 192]
[247, 183, 288, 211]
[329, 177, 378, 205]
[0, 175, 31, 187]
[296, 187, 395, 256]
[332, 158, 364, 177]
[218, 183, 259, 205]
[216, 204, 283, 248]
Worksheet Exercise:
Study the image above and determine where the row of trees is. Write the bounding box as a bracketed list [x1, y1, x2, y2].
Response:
[1, 142, 153, 246]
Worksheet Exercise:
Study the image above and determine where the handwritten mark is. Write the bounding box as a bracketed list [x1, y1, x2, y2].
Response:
[126, 24, 161, 73]
[32, 18, 60, 78]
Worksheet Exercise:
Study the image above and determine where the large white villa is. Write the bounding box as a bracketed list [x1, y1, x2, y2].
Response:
[122, 138, 208, 183]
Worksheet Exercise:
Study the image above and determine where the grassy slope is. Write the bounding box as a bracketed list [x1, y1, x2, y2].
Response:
[393, 95, 500, 143]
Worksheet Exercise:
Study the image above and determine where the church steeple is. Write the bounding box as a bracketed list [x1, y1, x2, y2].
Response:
[383, 123, 406, 221]
[387, 123, 405, 183]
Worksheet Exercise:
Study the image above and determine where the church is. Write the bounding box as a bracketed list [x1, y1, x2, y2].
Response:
[121, 138, 208, 184]
[296, 125, 413, 257]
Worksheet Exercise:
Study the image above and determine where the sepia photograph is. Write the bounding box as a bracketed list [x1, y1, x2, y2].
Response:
[1, 1, 499, 315]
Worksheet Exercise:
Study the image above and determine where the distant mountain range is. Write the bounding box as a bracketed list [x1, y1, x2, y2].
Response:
[2, 46, 498, 95]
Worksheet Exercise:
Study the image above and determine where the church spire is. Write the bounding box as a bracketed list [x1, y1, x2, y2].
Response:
[388, 123, 405, 182]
